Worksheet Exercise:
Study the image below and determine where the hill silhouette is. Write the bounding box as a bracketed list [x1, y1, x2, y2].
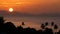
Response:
[0, 17, 60, 34]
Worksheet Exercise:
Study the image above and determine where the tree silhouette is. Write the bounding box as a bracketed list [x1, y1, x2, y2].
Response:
[17, 25, 23, 34]
[54, 24, 58, 30]
[0, 16, 60, 34]
[4, 22, 16, 34]
[45, 22, 48, 26]
[51, 22, 54, 26]
[0, 17, 4, 24]
[22, 22, 25, 25]
[44, 28, 53, 34]
[54, 24, 58, 34]
[41, 24, 45, 29]
[0, 17, 5, 32]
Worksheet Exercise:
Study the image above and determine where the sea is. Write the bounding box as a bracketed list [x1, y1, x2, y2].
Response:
[4, 16, 60, 30]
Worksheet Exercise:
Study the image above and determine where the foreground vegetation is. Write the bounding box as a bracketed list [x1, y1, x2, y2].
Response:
[0, 17, 60, 34]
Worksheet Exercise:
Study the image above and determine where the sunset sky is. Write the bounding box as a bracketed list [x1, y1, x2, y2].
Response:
[0, 0, 60, 16]
[0, 0, 60, 30]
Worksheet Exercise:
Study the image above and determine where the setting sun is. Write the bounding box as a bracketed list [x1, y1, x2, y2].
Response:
[9, 8, 13, 12]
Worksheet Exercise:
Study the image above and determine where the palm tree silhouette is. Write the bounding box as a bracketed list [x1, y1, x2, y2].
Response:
[41, 24, 45, 29]
[1, 16, 60, 34]
[51, 22, 54, 26]
[54, 24, 58, 30]
[45, 22, 48, 26]
[54, 24, 58, 34]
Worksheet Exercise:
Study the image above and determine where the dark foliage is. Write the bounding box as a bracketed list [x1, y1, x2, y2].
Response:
[45, 22, 48, 26]
[41, 24, 45, 29]
[51, 22, 54, 26]
[54, 24, 58, 29]
[22, 22, 25, 25]
[0, 17, 60, 34]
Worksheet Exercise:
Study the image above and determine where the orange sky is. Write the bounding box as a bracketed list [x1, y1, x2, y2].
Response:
[0, 0, 60, 15]
[0, 0, 60, 30]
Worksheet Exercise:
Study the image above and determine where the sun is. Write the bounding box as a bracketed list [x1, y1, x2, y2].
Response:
[9, 8, 13, 12]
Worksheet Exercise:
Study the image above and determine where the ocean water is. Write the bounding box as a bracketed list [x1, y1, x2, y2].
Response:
[4, 16, 60, 30]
